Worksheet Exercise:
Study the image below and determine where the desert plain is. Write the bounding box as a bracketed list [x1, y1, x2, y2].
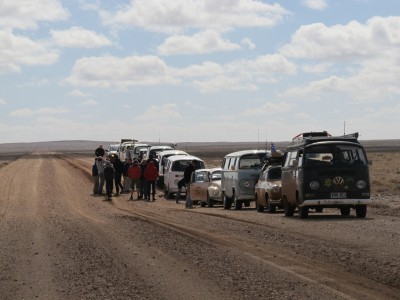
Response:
[0, 140, 399, 299]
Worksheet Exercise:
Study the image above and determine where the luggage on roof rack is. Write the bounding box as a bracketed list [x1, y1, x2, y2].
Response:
[292, 131, 331, 140]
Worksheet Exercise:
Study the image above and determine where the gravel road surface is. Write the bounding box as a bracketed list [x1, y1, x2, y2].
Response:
[0, 154, 399, 299]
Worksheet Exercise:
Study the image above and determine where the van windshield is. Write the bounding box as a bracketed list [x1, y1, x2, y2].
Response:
[239, 154, 265, 169]
[171, 160, 205, 172]
[304, 144, 367, 166]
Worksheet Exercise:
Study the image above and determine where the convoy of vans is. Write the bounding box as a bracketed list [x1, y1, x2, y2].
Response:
[106, 131, 371, 219]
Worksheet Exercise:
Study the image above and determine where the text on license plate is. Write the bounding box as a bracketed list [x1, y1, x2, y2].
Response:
[330, 192, 347, 199]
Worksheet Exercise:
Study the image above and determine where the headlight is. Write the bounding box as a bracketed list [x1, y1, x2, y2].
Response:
[213, 190, 219, 196]
[356, 180, 367, 189]
[309, 180, 320, 190]
[272, 185, 281, 193]
[240, 180, 252, 188]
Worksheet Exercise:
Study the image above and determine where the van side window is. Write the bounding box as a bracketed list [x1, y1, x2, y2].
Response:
[229, 158, 237, 170]
[223, 158, 230, 169]
[284, 151, 297, 167]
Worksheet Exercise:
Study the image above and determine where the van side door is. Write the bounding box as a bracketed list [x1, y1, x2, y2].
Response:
[281, 150, 299, 205]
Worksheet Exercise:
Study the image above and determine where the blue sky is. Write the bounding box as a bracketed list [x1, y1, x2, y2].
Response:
[1, 0, 399, 144]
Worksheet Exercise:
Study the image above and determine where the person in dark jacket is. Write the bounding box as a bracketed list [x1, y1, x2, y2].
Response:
[112, 156, 124, 196]
[175, 160, 197, 204]
[104, 160, 115, 201]
[95, 144, 105, 157]
[144, 161, 159, 201]
[139, 159, 148, 200]
[92, 158, 99, 195]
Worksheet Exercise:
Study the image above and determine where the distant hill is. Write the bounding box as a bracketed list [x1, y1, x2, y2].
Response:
[0, 139, 399, 155]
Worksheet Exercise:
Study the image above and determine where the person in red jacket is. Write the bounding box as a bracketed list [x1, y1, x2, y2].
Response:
[144, 161, 159, 201]
[128, 160, 142, 200]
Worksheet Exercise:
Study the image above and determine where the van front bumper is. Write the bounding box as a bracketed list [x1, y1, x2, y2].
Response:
[300, 199, 371, 207]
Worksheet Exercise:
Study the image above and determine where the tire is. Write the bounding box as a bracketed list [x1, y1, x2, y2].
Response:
[284, 201, 294, 217]
[207, 192, 214, 208]
[315, 207, 323, 213]
[355, 205, 367, 218]
[233, 192, 242, 210]
[299, 206, 309, 219]
[256, 200, 264, 212]
[244, 201, 250, 208]
[223, 193, 232, 210]
[200, 201, 206, 208]
[269, 204, 276, 214]
[340, 207, 351, 216]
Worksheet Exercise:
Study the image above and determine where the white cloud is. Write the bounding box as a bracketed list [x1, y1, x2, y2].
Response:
[81, 99, 98, 106]
[301, 0, 328, 10]
[279, 16, 400, 102]
[66, 55, 179, 88]
[68, 89, 90, 97]
[100, 0, 290, 33]
[135, 104, 182, 122]
[280, 17, 400, 61]
[0, 30, 59, 74]
[241, 37, 256, 50]
[157, 30, 240, 55]
[10, 107, 70, 117]
[0, 0, 69, 30]
[50, 26, 112, 48]
[0, 99, 6, 105]
[241, 101, 294, 116]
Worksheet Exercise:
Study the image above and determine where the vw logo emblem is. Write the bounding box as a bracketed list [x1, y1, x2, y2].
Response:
[333, 176, 344, 185]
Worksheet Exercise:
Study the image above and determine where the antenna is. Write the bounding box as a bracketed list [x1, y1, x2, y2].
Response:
[344, 121, 346, 135]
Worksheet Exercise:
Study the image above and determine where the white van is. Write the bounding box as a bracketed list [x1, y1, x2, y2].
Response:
[157, 150, 189, 188]
[221, 150, 269, 210]
[164, 155, 205, 198]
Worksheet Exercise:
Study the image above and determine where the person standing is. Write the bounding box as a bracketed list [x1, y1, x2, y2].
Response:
[128, 160, 142, 200]
[96, 156, 105, 195]
[95, 144, 105, 157]
[144, 161, 159, 201]
[123, 158, 131, 193]
[92, 158, 99, 195]
[104, 160, 115, 201]
[176, 160, 196, 207]
[139, 159, 148, 200]
[112, 156, 124, 196]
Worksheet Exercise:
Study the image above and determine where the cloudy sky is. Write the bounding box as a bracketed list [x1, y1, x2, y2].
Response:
[1, 0, 399, 144]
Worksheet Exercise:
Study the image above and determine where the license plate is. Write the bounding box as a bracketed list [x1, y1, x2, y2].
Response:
[330, 192, 346, 199]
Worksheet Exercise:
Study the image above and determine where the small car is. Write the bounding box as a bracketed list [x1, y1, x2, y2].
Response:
[255, 165, 282, 213]
[189, 168, 222, 207]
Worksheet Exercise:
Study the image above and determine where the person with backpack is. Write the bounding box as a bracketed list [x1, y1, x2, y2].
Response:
[104, 160, 115, 201]
[128, 160, 142, 200]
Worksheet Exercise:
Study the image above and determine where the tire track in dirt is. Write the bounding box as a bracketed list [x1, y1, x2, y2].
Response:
[61, 155, 400, 300]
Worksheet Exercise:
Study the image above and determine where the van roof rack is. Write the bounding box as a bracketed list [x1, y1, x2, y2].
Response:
[292, 131, 331, 141]
[288, 131, 360, 149]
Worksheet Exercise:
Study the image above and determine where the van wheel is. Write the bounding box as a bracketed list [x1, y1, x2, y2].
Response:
[233, 192, 242, 210]
[356, 205, 367, 218]
[256, 201, 264, 212]
[222, 193, 232, 209]
[207, 192, 214, 208]
[340, 207, 350, 216]
[269, 204, 276, 214]
[315, 207, 323, 213]
[299, 206, 309, 219]
[200, 201, 206, 208]
[284, 201, 294, 217]
[244, 201, 250, 208]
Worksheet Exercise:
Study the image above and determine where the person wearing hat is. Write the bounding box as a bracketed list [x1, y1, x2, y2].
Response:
[144, 160, 159, 201]
[95, 144, 105, 157]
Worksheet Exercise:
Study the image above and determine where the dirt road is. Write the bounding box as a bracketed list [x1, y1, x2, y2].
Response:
[0, 154, 399, 299]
